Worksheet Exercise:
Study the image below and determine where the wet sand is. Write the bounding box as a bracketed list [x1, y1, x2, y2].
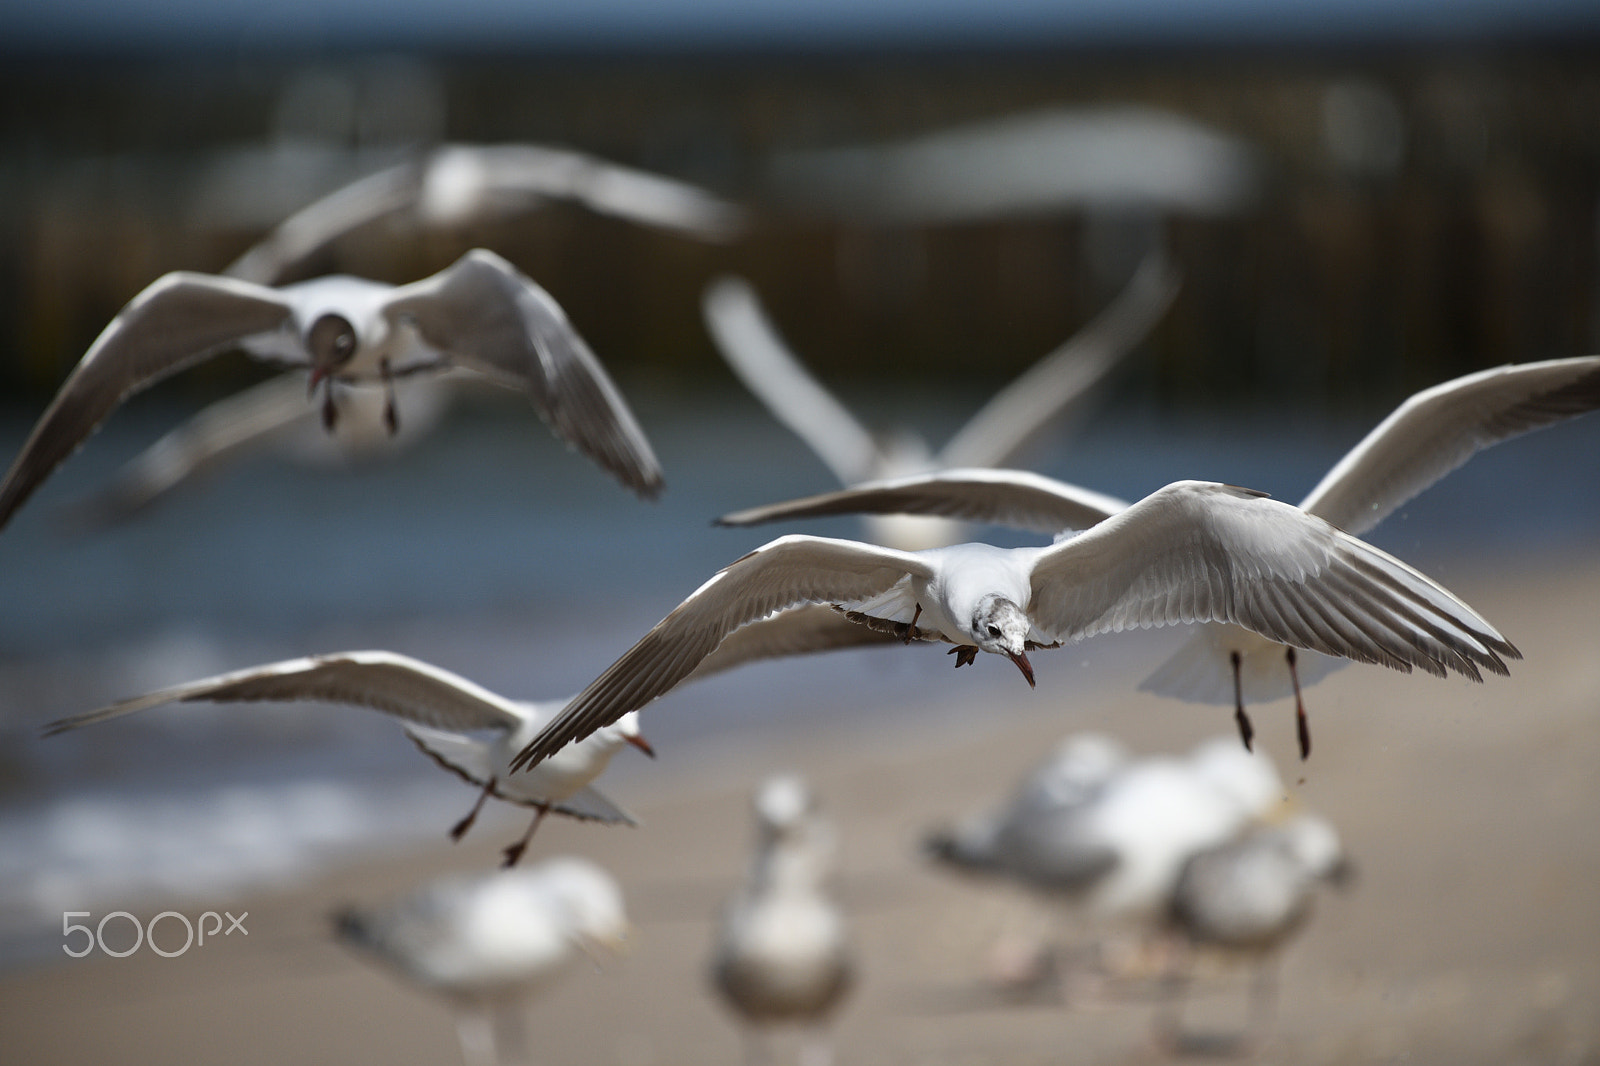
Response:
[3, 554, 1598, 1065]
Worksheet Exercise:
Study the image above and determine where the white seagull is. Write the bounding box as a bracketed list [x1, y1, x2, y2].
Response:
[226, 142, 746, 286]
[714, 355, 1600, 756]
[42, 650, 656, 868]
[335, 856, 629, 1066]
[703, 251, 1178, 550]
[0, 246, 664, 533]
[512, 479, 1517, 771]
[712, 775, 854, 1066]
[1157, 812, 1351, 1053]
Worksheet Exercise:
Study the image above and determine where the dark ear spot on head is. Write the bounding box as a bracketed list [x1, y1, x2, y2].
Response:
[308, 314, 357, 369]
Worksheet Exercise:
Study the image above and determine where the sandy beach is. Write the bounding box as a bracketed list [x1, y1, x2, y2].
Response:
[3, 551, 1597, 1066]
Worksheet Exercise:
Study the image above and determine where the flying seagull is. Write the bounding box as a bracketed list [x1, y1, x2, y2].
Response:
[703, 251, 1178, 549]
[715, 355, 1600, 756]
[512, 479, 1517, 770]
[0, 247, 663, 533]
[42, 650, 655, 867]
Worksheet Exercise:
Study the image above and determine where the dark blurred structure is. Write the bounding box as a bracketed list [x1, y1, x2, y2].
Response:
[2, 43, 1598, 413]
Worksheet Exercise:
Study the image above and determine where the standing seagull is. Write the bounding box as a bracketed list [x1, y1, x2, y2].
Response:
[703, 251, 1178, 549]
[0, 247, 663, 533]
[335, 856, 630, 1066]
[715, 355, 1600, 756]
[712, 775, 854, 1066]
[512, 479, 1517, 770]
[1156, 813, 1351, 1054]
[42, 650, 656, 867]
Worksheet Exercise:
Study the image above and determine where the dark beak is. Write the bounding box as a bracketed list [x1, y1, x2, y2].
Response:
[1007, 650, 1036, 688]
[625, 733, 656, 759]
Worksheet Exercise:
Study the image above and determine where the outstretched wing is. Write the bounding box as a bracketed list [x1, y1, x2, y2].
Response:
[0, 273, 292, 532]
[940, 251, 1180, 468]
[511, 535, 931, 770]
[717, 467, 1129, 536]
[1299, 356, 1600, 535]
[406, 726, 639, 826]
[383, 249, 664, 499]
[43, 650, 527, 737]
[1028, 480, 1519, 680]
[703, 276, 883, 486]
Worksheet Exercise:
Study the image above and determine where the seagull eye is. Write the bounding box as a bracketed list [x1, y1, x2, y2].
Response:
[986, 624, 1002, 638]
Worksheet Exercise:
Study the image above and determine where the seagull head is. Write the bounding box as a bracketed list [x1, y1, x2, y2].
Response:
[970, 594, 1035, 687]
[305, 313, 359, 386]
[612, 711, 656, 759]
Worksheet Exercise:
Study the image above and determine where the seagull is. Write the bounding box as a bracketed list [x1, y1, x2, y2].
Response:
[335, 856, 629, 1066]
[512, 479, 1518, 770]
[703, 251, 1178, 549]
[712, 775, 854, 1066]
[225, 142, 746, 286]
[926, 737, 1284, 998]
[1157, 812, 1351, 1053]
[41, 650, 656, 868]
[715, 355, 1600, 757]
[0, 246, 664, 533]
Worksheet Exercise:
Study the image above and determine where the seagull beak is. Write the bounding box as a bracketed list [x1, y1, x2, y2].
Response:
[625, 733, 656, 759]
[307, 366, 328, 392]
[1007, 649, 1036, 688]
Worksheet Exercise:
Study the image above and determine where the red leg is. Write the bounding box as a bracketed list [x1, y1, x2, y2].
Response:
[501, 804, 549, 868]
[449, 778, 496, 842]
[1230, 651, 1254, 752]
[1286, 647, 1311, 760]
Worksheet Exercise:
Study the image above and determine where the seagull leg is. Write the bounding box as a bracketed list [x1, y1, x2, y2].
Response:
[948, 646, 978, 669]
[904, 603, 922, 644]
[1286, 648, 1311, 760]
[380, 357, 399, 435]
[449, 778, 496, 842]
[320, 384, 339, 432]
[501, 804, 549, 868]
[1230, 651, 1254, 753]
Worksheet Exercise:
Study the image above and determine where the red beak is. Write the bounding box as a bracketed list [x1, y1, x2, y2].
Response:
[307, 366, 329, 393]
[625, 733, 656, 759]
[1007, 650, 1036, 688]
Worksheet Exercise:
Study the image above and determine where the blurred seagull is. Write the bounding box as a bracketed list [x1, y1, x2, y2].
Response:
[42, 650, 656, 867]
[0, 246, 663, 533]
[716, 355, 1600, 756]
[927, 737, 1283, 997]
[226, 142, 746, 286]
[1157, 813, 1351, 1053]
[335, 856, 629, 1066]
[712, 775, 854, 1066]
[513, 479, 1517, 770]
[703, 251, 1178, 550]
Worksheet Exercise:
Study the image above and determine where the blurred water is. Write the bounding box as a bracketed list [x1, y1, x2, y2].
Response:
[0, 382, 1596, 970]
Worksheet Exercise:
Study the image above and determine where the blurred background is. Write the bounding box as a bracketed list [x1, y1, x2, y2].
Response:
[1, 3, 1599, 1064]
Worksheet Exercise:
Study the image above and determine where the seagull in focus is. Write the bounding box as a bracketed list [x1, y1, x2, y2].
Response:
[0, 247, 664, 533]
[42, 650, 656, 867]
[926, 737, 1284, 997]
[1157, 812, 1351, 1053]
[226, 142, 746, 286]
[712, 775, 854, 1066]
[703, 251, 1178, 550]
[335, 856, 629, 1066]
[513, 479, 1518, 770]
[717, 355, 1600, 757]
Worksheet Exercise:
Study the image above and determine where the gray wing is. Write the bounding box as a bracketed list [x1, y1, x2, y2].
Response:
[42, 650, 527, 736]
[0, 273, 293, 532]
[703, 276, 883, 486]
[469, 144, 746, 240]
[717, 468, 1129, 536]
[510, 535, 932, 770]
[1028, 480, 1519, 680]
[59, 372, 320, 527]
[222, 161, 421, 285]
[683, 603, 905, 685]
[384, 249, 664, 499]
[940, 251, 1180, 468]
[1298, 356, 1600, 535]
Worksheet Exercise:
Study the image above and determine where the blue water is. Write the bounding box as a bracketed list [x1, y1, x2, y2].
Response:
[0, 382, 1596, 969]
